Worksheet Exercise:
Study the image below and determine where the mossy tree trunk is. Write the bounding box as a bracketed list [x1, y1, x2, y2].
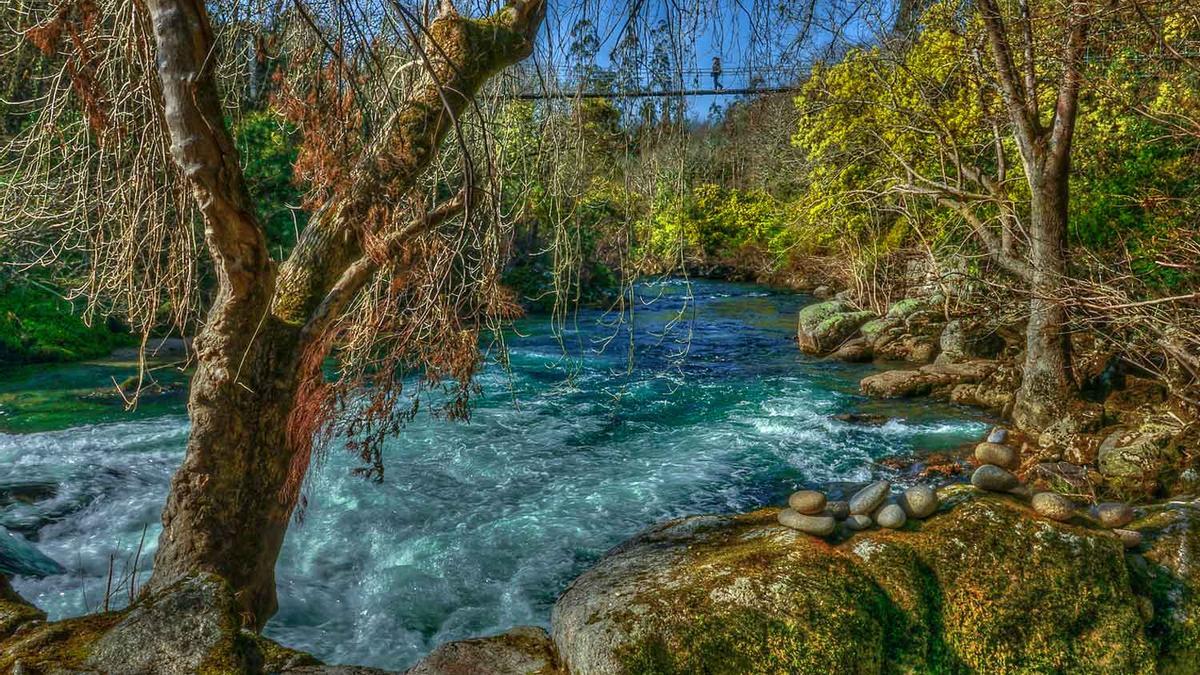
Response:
[141, 0, 544, 630]
[977, 0, 1091, 430]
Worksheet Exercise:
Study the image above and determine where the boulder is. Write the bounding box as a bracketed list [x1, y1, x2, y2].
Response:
[861, 361, 998, 399]
[796, 301, 875, 355]
[1031, 492, 1075, 522]
[1123, 504, 1200, 672]
[849, 480, 891, 515]
[551, 488, 1156, 674]
[974, 442, 1016, 469]
[885, 298, 927, 320]
[1098, 421, 1182, 497]
[813, 285, 834, 299]
[971, 465, 1020, 492]
[935, 319, 1004, 365]
[777, 509, 836, 536]
[844, 514, 873, 530]
[832, 338, 873, 363]
[899, 485, 938, 519]
[1095, 503, 1135, 529]
[404, 626, 559, 675]
[826, 501, 850, 520]
[874, 503, 907, 529]
[788, 490, 827, 515]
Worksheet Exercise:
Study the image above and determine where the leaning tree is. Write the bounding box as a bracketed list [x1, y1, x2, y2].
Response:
[2, 0, 545, 628]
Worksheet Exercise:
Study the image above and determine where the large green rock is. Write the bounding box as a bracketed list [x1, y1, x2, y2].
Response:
[551, 487, 1161, 674]
[797, 301, 875, 355]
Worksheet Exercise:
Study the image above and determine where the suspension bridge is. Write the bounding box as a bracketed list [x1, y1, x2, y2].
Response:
[507, 64, 806, 100]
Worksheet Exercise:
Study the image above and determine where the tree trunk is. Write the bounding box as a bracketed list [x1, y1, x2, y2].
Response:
[1013, 175, 1075, 429]
[140, 0, 546, 631]
[146, 304, 306, 629]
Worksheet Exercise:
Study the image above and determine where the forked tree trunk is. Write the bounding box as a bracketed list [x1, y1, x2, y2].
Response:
[140, 0, 545, 630]
[1013, 176, 1074, 429]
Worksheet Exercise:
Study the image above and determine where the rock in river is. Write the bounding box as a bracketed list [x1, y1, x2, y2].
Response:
[778, 509, 836, 537]
[1031, 492, 1075, 522]
[827, 500, 850, 520]
[899, 485, 938, 519]
[1097, 502, 1135, 529]
[1, 525, 65, 578]
[849, 480, 891, 515]
[974, 442, 1016, 469]
[875, 503, 907, 529]
[987, 427, 1009, 444]
[550, 487, 1160, 674]
[1113, 529, 1143, 549]
[788, 490, 827, 515]
[971, 465, 1019, 492]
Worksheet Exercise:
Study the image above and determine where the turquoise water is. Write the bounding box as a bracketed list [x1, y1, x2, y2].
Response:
[0, 279, 987, 669]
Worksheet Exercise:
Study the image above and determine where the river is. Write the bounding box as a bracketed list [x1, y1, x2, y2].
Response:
[0, 278, 987, 670]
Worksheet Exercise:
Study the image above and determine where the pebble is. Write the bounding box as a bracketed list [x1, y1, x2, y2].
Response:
[1031, 492, 1075, 521]
[1114, 529, 1143, 549]
[987, 427, 1008, 444]
[826, 500, 850, 520]
[849, 480, 891, 515]
[788, 490, 827, 515]
[844, 514, 873, 531]
[777, 509, 836, 536]
[971, 464, 1020, 492]
[1096, 502, 1135, 529]
[875, 503, 907, 529]
[899, 485, 938, 519]
[974, 442, 1016, 469]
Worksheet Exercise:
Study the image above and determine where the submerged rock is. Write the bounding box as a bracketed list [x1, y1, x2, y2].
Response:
[0, 525, 65, 578]
[788, 490, 827, 515]
[849, 480, 891, 515]
[405, 625, 558, 675]
[826, 501, 850, 521]
[971, 465, 1020, 492]
[844, 514, 873, 531]
[551, 488, 1157, 673]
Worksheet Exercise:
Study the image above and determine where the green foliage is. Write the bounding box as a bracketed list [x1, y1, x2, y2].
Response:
[233, 110, 304, 257]
[0, 281, 132, 364]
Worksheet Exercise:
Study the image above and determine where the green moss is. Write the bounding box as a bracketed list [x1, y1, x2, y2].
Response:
[797, 300, 850, 328]
[0, 281, 133, 365]
[886, 298, 926, 320]
[0, 608, 125, 671]
[595, 491, 1158, 674]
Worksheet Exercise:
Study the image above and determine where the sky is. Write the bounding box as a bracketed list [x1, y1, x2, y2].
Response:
[524, 0, 896, 116]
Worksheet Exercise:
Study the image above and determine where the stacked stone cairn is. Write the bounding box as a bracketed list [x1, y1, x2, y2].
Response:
[971, 426, 1142, 549]
[777, 479, 940, 536]
[779, 425, 1142, 549]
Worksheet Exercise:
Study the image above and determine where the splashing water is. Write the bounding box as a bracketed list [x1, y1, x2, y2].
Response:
[0, 279, 987, 669]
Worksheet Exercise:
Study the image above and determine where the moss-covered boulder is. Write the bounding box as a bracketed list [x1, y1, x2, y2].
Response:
[1099, 419, 1185, 498]
[405, 625, 560, 674]
[1126, 503, 1200, 673]
[796, 301, 875, 355]
[551, 488, 1161, 674]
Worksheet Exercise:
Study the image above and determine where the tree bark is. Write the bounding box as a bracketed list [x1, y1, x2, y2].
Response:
[142, 0, 545, 630]
[1013, 175, 1074, 429]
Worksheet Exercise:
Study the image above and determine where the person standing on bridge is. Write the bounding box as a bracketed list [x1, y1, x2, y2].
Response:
[711, 56, 723, 91]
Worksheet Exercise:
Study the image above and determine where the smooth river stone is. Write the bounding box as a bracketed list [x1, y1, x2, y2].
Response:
[1096, 502, 1135, 528]
[987, 427, 1008, 444]
[875, 503, 907, 529]
[971, 464, 1020, 492]
[826, 500, 850, 521]
[844, 514, 873, 531]
[849, 480, 891, 515]
[1114, 529, 1143, 549]
[1031, 492, 1075, 522]
[975, 442, 1016, 469]
[899, 485, 938, 519]
[777, 509, 836, 537]
[788, 490, 827, 515]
